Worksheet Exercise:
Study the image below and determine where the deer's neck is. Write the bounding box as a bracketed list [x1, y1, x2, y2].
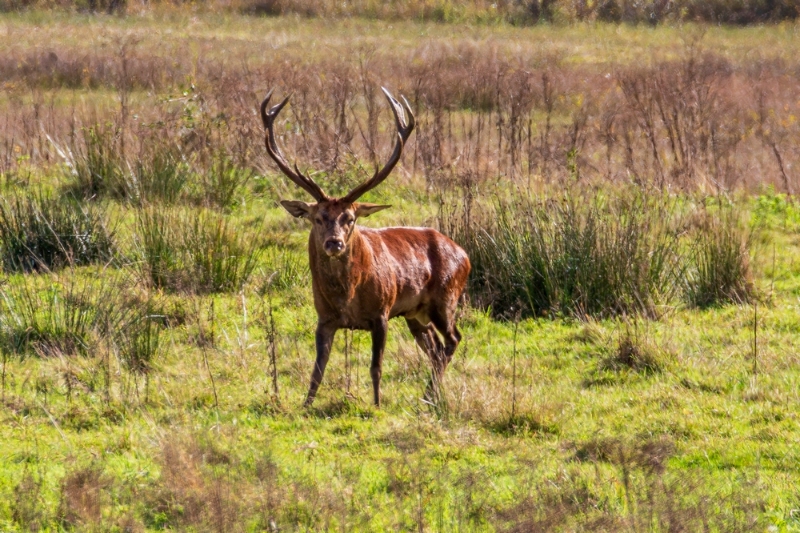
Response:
[310, 228, 370, 305]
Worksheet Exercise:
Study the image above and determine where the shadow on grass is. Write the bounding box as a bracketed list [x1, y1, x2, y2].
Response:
[304, 397, 375, 420]
[486, 412, 559, 438]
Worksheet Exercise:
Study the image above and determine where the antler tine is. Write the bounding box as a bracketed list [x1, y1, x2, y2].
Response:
[343, 88, 416, 203]
[260, 90, 328, 202]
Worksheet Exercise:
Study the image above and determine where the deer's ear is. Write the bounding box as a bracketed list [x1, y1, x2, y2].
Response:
[355, 203, 391, 218]
[280, 200, 315, 218]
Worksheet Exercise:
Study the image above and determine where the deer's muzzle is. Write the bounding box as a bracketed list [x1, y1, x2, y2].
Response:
[323, 239, 346, 256]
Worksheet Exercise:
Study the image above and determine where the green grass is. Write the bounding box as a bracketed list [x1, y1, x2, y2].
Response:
[1, 10, 800, 533]
[0, 188, 797, 531]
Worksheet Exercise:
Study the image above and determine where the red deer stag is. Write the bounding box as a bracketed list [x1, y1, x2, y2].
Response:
[260, 88, 470, 407]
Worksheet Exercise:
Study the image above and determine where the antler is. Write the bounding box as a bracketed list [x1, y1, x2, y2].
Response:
[342, 87, 415, 203]
[260, 90, 329, 202]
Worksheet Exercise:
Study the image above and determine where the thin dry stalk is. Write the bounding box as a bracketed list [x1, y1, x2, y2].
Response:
[263, 287, 280, 405]
[752, 300, 758, 376]
[201, 300, 219, 410]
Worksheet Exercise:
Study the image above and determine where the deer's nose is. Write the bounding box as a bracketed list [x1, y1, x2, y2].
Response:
[324, 239, 345, 255]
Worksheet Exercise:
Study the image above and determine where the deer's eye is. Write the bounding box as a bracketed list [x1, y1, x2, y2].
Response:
[342, 216, 353, 225]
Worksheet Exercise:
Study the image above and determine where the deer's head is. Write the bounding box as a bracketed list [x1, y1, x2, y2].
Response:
[260, 88, 415, 257]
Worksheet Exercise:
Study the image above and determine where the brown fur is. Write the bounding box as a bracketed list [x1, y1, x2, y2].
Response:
[284, 199, 470, 406]
[261, 88, 470, 407]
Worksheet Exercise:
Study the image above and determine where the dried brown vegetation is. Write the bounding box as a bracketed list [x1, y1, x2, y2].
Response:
[498, 435, 765, 532]
[3, 28, 800, 198]
[5, 0, 800, 24]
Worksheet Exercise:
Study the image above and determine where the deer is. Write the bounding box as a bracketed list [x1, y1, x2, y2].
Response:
[260, 87, 470, 408]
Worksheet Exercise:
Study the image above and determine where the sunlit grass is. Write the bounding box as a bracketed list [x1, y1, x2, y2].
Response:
[1, 9, 800, 532]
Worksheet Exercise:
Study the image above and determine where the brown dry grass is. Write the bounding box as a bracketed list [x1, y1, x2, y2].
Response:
[2, 16, 800, 195]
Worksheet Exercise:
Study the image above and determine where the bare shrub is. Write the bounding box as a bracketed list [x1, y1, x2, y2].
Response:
[1, 21, 793, 197]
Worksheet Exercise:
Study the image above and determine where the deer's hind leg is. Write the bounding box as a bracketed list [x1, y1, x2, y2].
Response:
[430, 300, 462, 367]
[405, 317, 447, 401]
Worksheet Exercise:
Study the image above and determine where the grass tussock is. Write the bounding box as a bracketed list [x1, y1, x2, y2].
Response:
[487, 411, 560, 437]
[686, 204, 754, 308]
[64, 124, 128, 201]
[0, 192, 115, 273]
[63, 122, 251, 209]
[66, 124, 193, 205]
[443, 187, 756, 319]
[134, 207, 262, 293]
[0, 273, 166, 360]
[443, 187, 684, 319]
[129, 140, 192, 206]
[115, 303, 162, 380]
[260, 247, 310, 293]
[0, 276, 103, 356]
[202, 153, 253, 210]
[601, 321, 670, 375]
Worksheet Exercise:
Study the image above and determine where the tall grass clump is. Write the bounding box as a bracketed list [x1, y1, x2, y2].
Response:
[115, 304, 163, 391]
[134, 207, 262, 293]
[0, 277, 103, 356]
[65, 125, 192, 205]
[129, 141, 191, 205]
[685, 205, 754, 308]
[184, 210, 261, 292]
[443, 188, 684, 319]
[599, 320, 670, 375]
[0, 192, 115, 273]
[202, 153, 253, 210]
[261, 247, 309, 292]
[133, 208, 181, 290]
[0, 271, 167, 367]
[65, 124, 127, 200]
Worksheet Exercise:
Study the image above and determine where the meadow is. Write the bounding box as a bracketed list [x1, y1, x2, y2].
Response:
[1, 6, 800, 532]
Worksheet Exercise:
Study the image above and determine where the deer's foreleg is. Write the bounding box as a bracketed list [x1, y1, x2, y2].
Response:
[370, 316, 389, 407]
[304, 322, 337, 407]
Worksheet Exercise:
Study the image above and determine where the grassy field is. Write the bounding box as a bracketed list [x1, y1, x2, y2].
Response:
[1, 8, 800, 532]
